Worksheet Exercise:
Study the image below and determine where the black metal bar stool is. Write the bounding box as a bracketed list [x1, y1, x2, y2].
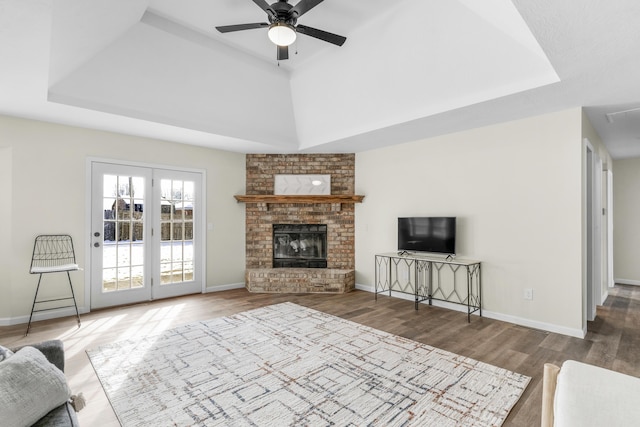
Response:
[27, 235, 81, 335]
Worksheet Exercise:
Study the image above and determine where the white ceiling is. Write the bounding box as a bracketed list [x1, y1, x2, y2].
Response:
[1, 0, 640, 158]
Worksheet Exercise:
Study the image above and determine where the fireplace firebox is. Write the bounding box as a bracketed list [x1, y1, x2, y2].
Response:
[273, 224, 327, 268]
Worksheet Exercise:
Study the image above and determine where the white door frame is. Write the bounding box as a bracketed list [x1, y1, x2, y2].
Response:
[583, 138, 603, 324]
[594, 153, 603, 305]
[605, 169, 614, 290]
[84, 157, 207, 312]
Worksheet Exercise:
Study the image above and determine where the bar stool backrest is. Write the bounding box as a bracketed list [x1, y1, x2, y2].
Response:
[29, 235, 79, 274]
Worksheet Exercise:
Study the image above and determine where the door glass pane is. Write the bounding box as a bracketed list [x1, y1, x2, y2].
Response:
[160, 178, 195, 285]
[102, 174, 145, 293]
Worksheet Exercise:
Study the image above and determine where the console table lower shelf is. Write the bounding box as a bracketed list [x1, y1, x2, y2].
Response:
[374, 252, 482, 322]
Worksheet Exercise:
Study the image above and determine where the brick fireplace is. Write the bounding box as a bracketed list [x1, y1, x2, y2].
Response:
[241, 154, 358, 293]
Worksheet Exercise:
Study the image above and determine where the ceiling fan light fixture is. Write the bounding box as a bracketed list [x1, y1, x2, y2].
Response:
[268, 23, 296, 46]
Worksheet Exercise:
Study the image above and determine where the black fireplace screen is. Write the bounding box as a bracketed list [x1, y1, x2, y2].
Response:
[273, 224, 327, 268]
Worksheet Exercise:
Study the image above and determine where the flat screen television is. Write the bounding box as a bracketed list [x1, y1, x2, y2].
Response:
[398, 217, 456, 255]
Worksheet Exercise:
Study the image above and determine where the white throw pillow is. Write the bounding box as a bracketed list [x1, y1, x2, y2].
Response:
[0, 346, 71, 427]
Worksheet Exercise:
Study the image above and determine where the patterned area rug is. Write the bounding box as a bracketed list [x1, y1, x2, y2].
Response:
[87, 302, 530, 426]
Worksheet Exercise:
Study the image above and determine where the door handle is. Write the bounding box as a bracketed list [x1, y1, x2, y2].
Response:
[94, 232, 101, 237]
[94, 242, 100, 248]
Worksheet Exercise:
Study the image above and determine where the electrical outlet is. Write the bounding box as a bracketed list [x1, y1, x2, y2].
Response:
[524, 288, 533, 300]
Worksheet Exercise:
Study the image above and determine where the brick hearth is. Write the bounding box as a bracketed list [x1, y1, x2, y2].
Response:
[243, 154, 356, 293]
[245, 268, 355, 293]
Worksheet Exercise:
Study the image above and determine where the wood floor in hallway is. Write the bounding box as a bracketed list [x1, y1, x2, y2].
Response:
[2, 285, 638, 426]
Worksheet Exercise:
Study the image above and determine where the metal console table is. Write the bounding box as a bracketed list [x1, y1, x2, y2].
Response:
[374, 252, 481, 322]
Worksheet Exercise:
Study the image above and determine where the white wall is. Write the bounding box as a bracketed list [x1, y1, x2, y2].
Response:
[0, 115, 246, 323]
[355, 109, 585, 336]
[2, 108, 611, 335]
[612, 157, 640, 285]
[0, 147, 12, 319]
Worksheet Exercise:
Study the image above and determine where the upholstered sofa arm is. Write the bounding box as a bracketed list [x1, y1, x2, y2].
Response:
[541, 363, 560, 427]
[11, 339, 65, 372]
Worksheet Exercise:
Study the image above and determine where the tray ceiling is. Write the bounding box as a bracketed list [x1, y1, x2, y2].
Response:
[2, 0, 640, 157]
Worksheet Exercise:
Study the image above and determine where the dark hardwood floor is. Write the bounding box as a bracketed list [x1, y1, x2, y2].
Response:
[2, 285, 638, 426]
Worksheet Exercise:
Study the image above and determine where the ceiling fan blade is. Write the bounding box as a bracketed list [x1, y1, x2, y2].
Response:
[251, 0, 276, 18]
[216, 23, 269, 33]
[277, 45, 289, 60]
[296, 25, 346, 46]
[290, 0, 324, 18]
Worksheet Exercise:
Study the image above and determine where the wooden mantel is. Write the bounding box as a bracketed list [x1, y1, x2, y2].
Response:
[234, 194, 364, 204]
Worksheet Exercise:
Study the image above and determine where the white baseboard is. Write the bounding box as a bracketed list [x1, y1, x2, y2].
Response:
[614, 278, 640, 286]
[204, 283, 246, 293]
[0, 306, 89, 327]
[480, 309, 585, 338]
[355, 283, 585, 339]
[1, 283, 246, 326]
[355, 283, 375, 292]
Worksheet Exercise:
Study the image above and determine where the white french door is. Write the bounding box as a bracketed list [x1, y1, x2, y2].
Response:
[90, 162, 203, 309]
[152, 168, 203, 300]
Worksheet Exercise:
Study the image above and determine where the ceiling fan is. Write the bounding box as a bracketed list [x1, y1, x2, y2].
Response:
[215, 0, 347, 61]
